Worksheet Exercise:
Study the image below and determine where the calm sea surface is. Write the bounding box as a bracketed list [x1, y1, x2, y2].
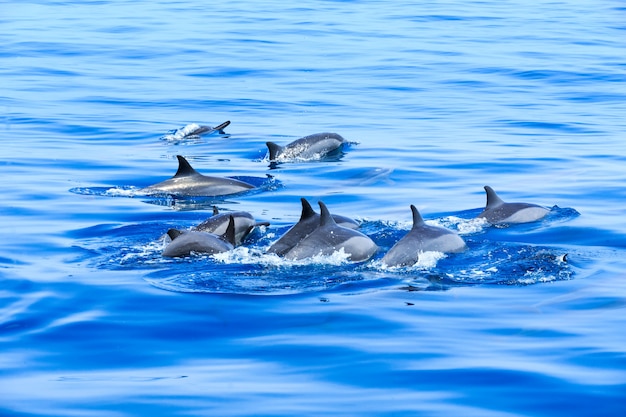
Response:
[2, 0, 626, 415]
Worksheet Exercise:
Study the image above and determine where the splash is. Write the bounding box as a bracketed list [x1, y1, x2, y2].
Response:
[69, 206, 579, 295]
[212, 246, 354, 267]
[373, 251, 448, 271]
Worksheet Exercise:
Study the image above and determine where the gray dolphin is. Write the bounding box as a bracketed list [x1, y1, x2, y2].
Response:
[266, 132, 345, 161]
[162, 215, 236, 258]
[381, 205, 467, 267]
[284, 201, 377, 262]
[181, 120, 231, 137]
[169, 206, 270, 246]
[163, 121, 230, 140]
[267, 198, 359, 256]
[141, 155, 255, 197]
[477, 185, 549, 224]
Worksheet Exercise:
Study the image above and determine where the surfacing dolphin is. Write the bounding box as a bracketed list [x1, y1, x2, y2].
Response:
[162, 121, 231, 140]
[163, 215, 236, 258]
[266, 132, 345, 162]
[141, 155, 255, 197]
[477, 185, 549, 224]
[267, 198, 359, 256]
[381, 205, 467, 267]
[169, 206, 270, 246]
[283, 201, 377, 262]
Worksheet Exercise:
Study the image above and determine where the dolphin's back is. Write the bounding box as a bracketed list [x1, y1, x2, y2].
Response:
[477, 185, 549, 224]
[162, 215, 236, 257]
[267, 198, 360, 256]
[194, 211, 256, 245]
[267, 198, 319, 255]
[267, 133, 345, 161]
[283, 201, 377, 262]
[141, 155, 255, 197]
[162, 231, 233, 257]
[382, 205, 466, 267]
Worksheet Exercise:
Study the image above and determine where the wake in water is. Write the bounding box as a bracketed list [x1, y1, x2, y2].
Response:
[69, 206, 580, 295]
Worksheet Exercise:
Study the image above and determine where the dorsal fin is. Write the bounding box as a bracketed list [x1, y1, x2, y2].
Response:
[174, 155, 200, 177]
[318, 201, 337, 227]
[410, 205, 426, 229]
[221, 215, 236, 246]
[212, 206, 219, 216]
[266, 142, 284, 160]
[167, 228, 184, 241]
[484, 185, 504, 208]
[300, 198, 317, 221]
[214, 120, 230, 134]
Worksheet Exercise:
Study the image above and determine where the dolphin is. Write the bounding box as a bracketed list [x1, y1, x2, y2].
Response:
[381, 205, 467, 267]
[163, 121, 231, 140]
[266, 132, 345, 161]
[179, 120, 231, 137]
[267, 198, 359, 256]
[169, 206, 270, 246]
[477, 185, 549, 224]
[141, 155, 255, 197]
[162, 215, 236, 258]
[283, 201, 378, 262]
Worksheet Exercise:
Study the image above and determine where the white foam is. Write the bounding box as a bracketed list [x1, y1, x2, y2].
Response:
[161, 123, 202, 141]
[521, 269, 557, 284]
[104, 186, 143, 197]
[118, 240, 165, 264]
[455, 217, 489, 235]
[212, 246, 353, 266]
[375, 250, 447, 270]
[390, 216, 488, 235]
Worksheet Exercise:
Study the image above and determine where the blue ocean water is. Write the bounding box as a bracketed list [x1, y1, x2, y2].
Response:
[2, 0, 626, 415]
